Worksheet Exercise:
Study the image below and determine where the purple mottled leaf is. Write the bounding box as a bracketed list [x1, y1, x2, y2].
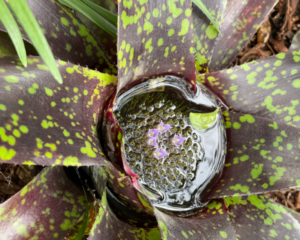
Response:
[226, 195, 300, 239]
[0, 56, 116, 166]
[117, 0, 196, 93]
[0, 166, 86, 240]
[104, 163, 155, 218]
[88, 189, 161, 240]
[200, 49, 300, 128]
[155, 199, 236, 240]
[209, 0, 278, 71]
[0, 0, 116, 73]
[204, 111, 300, 199]
[192, 0, 226, 68]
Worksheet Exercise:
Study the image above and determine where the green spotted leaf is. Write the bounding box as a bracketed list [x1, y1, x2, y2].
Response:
[226, 195, 300, 239]
[88, 188, 161, 240]
[0, 166, 86, 239]
[204, 111, 300, 200]
[192, 0, 226, 70]
[189, 108, 219, 130]
[155, 199, 236, 240]
[0, 0, 27, 67]
[117, 0, 196, 93]
[193, 0, 221, 34]
[209, 0, 278, 71]
[200, 49, 300, 128]
[0, 56, 116, 166]
[58, 0, 117, 37]
[8, 0, 62, 83]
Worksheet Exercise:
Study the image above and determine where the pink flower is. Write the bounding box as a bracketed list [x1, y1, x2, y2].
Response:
[157, 121, 171, 133]
[147, 129, 160, 138]
[147, 137, 158, 147]
[153, 149, 168, 159]
[171, 135, 186, 147]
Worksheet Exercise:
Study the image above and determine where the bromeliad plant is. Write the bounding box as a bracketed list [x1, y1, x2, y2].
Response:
[1, 0, 300, 239]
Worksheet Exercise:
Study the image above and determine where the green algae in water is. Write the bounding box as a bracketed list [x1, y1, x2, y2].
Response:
[113, 76, 227, 215]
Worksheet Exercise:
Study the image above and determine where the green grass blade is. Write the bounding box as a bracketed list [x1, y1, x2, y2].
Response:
[0, 0, 27, 67]
[75, 187, 90, 240]
[193, 0, 222, 35]
[8, 0, 62, 84]
[59, 0, 117, 37]
[82, 0, 117, 26]
[194, 47, 202, 65]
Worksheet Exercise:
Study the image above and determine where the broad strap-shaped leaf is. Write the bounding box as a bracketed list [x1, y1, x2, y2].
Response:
[204, 111, 300, 199]
[155, 199, 236, 239]
[88, 188, 161, 240]
[0, 166, 86, 240]
[117, 0, 196, 93]
[209, 0, 278, 71]
[226, 195, 300, 239]
[0, 0, 116, 73]
[200, 49, 300, 128]
[0, 56, 116, 166]
[192, 0, 226, 67]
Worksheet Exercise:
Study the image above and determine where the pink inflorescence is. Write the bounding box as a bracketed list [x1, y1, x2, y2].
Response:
[146, 121, 185, 160]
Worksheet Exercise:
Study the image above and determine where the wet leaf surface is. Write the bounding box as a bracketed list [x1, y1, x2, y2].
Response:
[0, 56, 116, 166]
[117, 0, 196, 93]
[0, 166, 86, 240]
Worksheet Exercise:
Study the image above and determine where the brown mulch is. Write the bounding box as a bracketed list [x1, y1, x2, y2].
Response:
[0, 164, 43, 203]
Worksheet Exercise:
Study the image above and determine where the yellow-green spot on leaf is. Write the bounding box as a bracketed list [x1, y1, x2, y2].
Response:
[66, 43, 72, 52]
[23, 161, 36, 165]
[189, 108, 218, 130]
[292, 79, 300, 88]
[181, 231, 188, 239]
[5, 75, 19, 83]
[51, 102, 56, 107]
[13, 129, 21, 138]
[44, 87, 53, 96]
[0, 146, 16, 161]
[63, 129, 70, 137]
[233, 122, 241, 129]
[18, 100, 24, 105]
[206, 25, 218, 39]
[19, 125, 28, 133]
[168, 29, 175, 37]
[137, 192, 153, 212]
[63, 156, 81, 166]
[220, 231, 227, 238]
[83, 90, 88, 95]
[60, 219, 72, 230]
[277, 53, 285, 59]
[41, 120, 49, 129]
[152, 8, 159, 17]
[145, 38, 153, 53]
[178, 19, 189, 36]
[68, 139, 74, 145]
[37, 64, 49, 71]
[239, 114, 255, 124]
[45, 152, 53, 159]
[81, 141, 97, 158]
[28, 88, 36, 94]
[0, 104, 6, 111]
[158, 38, 163, 46]
[60, 17, 69, 26]
[166, 16, 172, 25]
[230, 184, 249, 193]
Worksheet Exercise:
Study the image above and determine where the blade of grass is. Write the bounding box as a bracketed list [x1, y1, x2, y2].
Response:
[0, 0, 27, 67]
[8, 0, 62, 84]
[74, 187, 90, 240]
[82, 0, 117, 26]
[194, 47, 202, 65]
[193, 0, 222, 35]
[59, 0, 117, 37]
